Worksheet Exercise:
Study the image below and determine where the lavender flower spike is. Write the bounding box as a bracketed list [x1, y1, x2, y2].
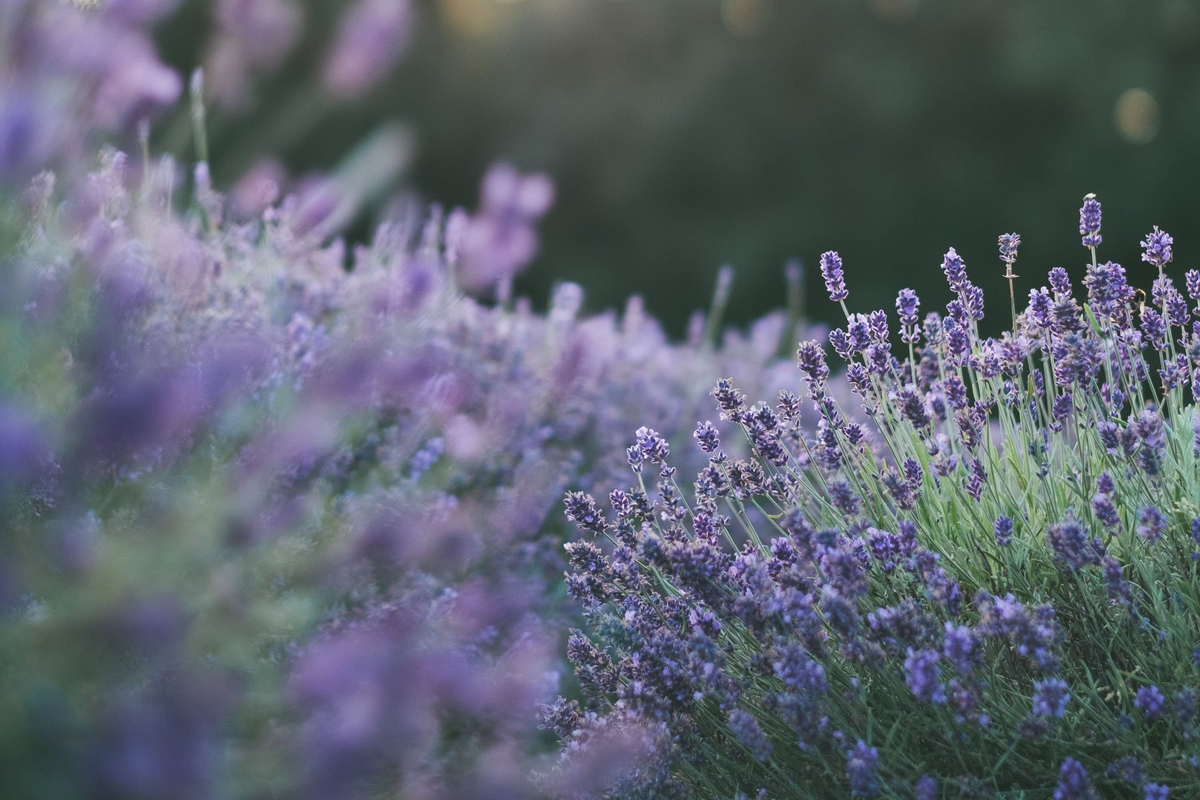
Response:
[1080, 194, 1102, 248]
[1054, 758, 1096, 800]
[1141, 226, 1174, 271]
[999, 232, 1021, 266]
[819, 250, 849, 303]
[941, 247, 968, 293]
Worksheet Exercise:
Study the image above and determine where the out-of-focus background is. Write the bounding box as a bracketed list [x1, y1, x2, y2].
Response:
[153, 0, 1200, 333]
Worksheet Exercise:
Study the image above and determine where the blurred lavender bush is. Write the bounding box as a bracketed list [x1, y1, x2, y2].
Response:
[0, 4, 813, 798]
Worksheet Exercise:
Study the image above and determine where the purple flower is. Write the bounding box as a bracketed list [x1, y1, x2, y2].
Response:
[941, 248, 968, 293]
[904, 648, 945, 703]
[1186, 270, 1200, 302]
[728, 709, 772, 762]
[1135, 685, 1166, 719]
[994, 516, 1014, 547]
[322, 0, 413, 96]
[1141, 226, 1174, 270]
[828, 480, 860, 517]
[1054, 758, 1096, 800]
[845, 740, 880, 797]
[819, 250, 849, 303]
[1129, 408, 1166, 476]
[1080, 195, 1102, 247]
[976, 592, 1060, 672]
[897, 289, 920, 329]
[1049, 267, 1072, 297]
[457, 163, 555, 292]
[564, 492, 606, 535]
[1144, 784, 1169, 800]
[1033, 677, 1070, 717]
[0, 87, 60, 184]
[1083, 261, 1133, 320]
[796, 342, 830, 391]
[693, 421, 720, 453]
[633, 427, 669, 465]
[914, 775, 937, 800]
[999, 232, 1021, 265]
[943, 623, 980, 675]
[1092, 493, 1121, 530]
[772, 644, 829, 695]
[1047, 511, 1100, 571]
[1136, 507, 1165, 544]
[963, 283, 985, 320]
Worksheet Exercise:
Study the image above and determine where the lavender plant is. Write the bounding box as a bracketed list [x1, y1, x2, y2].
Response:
[556, 198, 1200, 799]
[0, 8, 831, 795]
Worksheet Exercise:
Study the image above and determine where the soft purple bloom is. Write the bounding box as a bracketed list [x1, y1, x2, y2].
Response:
[1047, 511, 1100, 571]
[728, 709, 772, 761]
[896, 289, 920, 326]
[941, 248, 968, 292]
[999, 232, 1021, 265]
[1141, 226, 1174, 270]
[1054, 758, 1096, 800]
[845, 740, 880, 797]
[796, 341, 830, 390]
[904, 648, 945, 703]
[693, 421, 720, 453]
[1083, 261, 1132, 320]
[215, 0, 302, 68]
[976, 592, 1060, 672]
[1145, 784, 1169, 800]
[1137, 506, 1165, 544]
[1049, 267, 1072, 297]
[994, 515, 1013, 547]
[634, 426, 670, 465]
[943, 623, 979, 675]
[914, 775, 937, 800]
[322, 0, 413, 96]
[457, 163, 555, 292]
[1033, 677, 1070, 717]
[0, 87, 61, 183]
[564, 492, 606, 535]
[962, 283, 985, 320]
[1080, 195, 1102, 247]
[1186, 270, 1200, 302]
[1135, 685, 1166, 719]
[819, 251, 849, 303]
[1092, 493, 1121, 530]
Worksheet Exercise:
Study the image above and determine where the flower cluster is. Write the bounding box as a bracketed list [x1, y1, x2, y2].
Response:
[557, 195, 1200, 798]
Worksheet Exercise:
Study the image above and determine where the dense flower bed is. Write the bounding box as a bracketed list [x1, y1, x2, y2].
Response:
[556, 200, 1200, 798]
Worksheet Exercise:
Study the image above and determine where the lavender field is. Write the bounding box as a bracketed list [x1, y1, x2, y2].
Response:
[4, 2, 1200, 799]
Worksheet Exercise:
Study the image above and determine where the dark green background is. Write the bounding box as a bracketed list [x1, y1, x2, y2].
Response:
[156, 0, 1200, 335]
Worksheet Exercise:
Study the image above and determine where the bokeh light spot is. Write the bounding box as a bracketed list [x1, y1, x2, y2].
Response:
[1114, 88, 1160, 145]
[722, 0, 768, 38]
